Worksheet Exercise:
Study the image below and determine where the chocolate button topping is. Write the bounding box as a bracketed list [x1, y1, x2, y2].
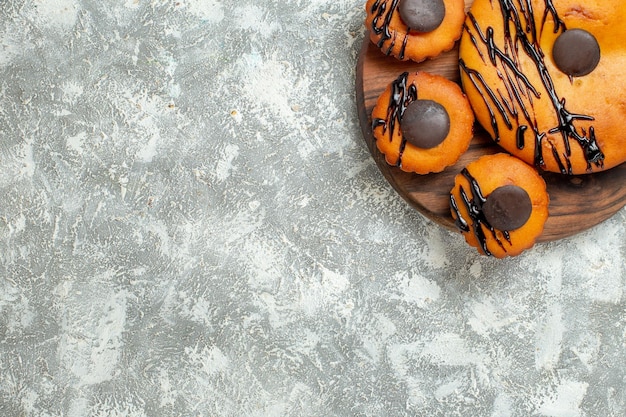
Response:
[398, 0, 446, 33]
[483, 185, 532, 231]
[401, 99, 450, 149]
[552, 29, 600, 77]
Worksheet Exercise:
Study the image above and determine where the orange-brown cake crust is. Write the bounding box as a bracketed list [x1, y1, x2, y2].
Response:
[459, 0, 626, 175]
[371, 71, 475, 174]
[365, 0, 466, 62]
[450, 153, 549, 258]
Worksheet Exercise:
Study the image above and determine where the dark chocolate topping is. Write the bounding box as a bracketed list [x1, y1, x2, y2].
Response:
[450, 168, 511, 257]
[372, 72, 418, 167]
[552, 28, 600, 77]
[483, 185, 532, 231]
[398, 0, 446, 33]
[371, 0, 410, 59]
[401, 99, 450, 149]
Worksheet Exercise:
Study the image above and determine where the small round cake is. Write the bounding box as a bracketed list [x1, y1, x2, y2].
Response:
[449, 153, 549, 258]
[365, 0, 466, 62]
[371, 71, 474, 174]
[459, 0, 626, 175]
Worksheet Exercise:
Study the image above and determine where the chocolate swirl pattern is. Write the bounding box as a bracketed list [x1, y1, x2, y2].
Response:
[370, 0, 407, 58]
[450, 168, 512, 256]
[372, 72, 417, 167]
[460, 0, 605, 174]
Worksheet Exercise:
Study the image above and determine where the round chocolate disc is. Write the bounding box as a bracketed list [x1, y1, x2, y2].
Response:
[398, 0, 446, 33]
[552, 28, 600, 77]
[483, 185, 532, 231]
[401, 99, 450, 149]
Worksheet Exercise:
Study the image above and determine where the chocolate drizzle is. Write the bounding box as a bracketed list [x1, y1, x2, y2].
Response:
[449, 168, 511, 256]
[372, 72, 418, 167]
[516, 125, 527, 149]
[461, 0, 605, 173]
[370, 0, 410, 59]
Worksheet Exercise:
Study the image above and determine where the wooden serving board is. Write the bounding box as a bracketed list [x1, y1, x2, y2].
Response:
[356, 37, 626, 242]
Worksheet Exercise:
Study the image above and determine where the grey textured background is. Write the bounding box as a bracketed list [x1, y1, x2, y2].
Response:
[1, 0, 625, 416]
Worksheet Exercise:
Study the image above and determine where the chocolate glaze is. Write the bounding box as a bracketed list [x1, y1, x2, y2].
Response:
[516, 125, 528, 149]
[398, 0, 446, 33]
[372, 72, 418, 167]
[401, 99, 450, 149]
[371, 0, 410, 59]
[449, 168, 511, 256]
[483, 185, 532, 231]
[460, 0, 605, 174]
[552, 28, 600, 77]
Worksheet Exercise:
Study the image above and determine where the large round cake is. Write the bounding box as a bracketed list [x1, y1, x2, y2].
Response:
[459, 0, 626, 175]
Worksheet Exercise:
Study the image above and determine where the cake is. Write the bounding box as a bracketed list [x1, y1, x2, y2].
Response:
[449, 153, 549, 258]
[459, 0, 626, 174]
[365, 0, 466, 62]
[371, 71, 474, 174]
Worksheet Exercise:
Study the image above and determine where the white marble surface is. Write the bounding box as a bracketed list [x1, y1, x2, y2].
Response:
[1, 0, 625, 416]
